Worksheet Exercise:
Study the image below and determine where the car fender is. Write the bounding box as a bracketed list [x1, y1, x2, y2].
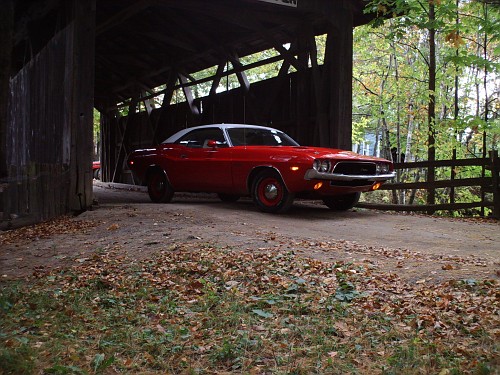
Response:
[145, 164, 171, 186]
[247, 165, 290, 194]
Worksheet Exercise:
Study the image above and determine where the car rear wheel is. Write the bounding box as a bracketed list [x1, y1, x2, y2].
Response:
[322, 192, 360, 211]
[217, 193, 240, 202]
[147, 170, 174, 203]
[252, 170, 294, 213]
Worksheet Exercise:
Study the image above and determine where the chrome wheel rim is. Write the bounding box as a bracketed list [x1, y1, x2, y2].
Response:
[264, 183, 279, 200]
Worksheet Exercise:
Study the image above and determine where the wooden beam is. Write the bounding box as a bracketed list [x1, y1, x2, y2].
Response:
[210, 63, 226, 96]
[141, 90, 155, 115]
[237, 13, 301, 70]
[166, 2, 301, 70]
[97, 0, 163, 36]
[161, 71, 178, 109]
[381, 177, 492, 190]
[357, 201, 495, 212]
[228, 54, 250, 92]
[178, 73, 200, 117]
[138, 31, 197, 52]
[13, 0, 61, 43]
[110, 53, 287, 111]
[308, 25, 328, 145]
[68, 0, 96, 212]
[325, 9, 353, 150]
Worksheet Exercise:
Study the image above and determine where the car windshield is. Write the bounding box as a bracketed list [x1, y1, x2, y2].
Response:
[227, 128, 299, 147]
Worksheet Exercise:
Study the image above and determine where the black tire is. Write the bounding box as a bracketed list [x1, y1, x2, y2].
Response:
[147, 170, 174, 203]
[217, 193, 240, 202]
[93, 168, 101, 180]
[252, 170, 294, 213]
[323, 192, 360, 211]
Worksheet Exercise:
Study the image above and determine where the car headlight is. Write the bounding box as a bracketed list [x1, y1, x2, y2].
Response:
[313, 159, 321, 171]
[321, 160, 331, 172]
[376, 163, 390, 174]
[313, 159, 331, 173]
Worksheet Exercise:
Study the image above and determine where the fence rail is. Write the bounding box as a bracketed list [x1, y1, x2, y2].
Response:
[357, 150, 500, 218]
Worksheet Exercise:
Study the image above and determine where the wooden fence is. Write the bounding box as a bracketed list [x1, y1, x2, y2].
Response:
[357, 150, 500, 218]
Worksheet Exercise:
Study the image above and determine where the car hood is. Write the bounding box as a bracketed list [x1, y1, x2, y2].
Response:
[248, 146, 389, 163]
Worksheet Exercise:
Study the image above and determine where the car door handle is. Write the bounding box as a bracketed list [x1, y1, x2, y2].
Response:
[180, 154, 187, 159]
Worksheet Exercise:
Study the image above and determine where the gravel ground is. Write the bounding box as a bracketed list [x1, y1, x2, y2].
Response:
[1, 181, 498, 283]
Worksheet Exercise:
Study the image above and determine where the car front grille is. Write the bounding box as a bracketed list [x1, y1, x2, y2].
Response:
[330, 180, 373, 187]
[332, 162, 376, 175]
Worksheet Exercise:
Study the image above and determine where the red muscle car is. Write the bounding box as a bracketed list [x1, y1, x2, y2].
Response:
[127, 124, 395, 213]
[92, 161, 101, 180]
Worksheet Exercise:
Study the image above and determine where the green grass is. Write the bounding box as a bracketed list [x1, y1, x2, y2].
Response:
[0, 245, 498, 374]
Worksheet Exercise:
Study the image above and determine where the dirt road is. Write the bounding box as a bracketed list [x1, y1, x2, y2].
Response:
[1, 181, 498, 282]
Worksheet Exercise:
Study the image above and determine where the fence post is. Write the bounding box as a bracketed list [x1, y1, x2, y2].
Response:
[450, 148, 456, 216]
[491, 150, 500, 219]
[481, 132, 487, 216]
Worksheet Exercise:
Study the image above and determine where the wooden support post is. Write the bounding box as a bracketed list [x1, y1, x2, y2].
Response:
[491, 150, 500, 219]
[324, 9, 353, 150]
[100, 110, 118, 183]
[481, 132, 487, 216]
[450, 148, 456, 216]
[112, 101, 135, 183]
[295, 28, 311, 145]
[68, 0, 96, 212]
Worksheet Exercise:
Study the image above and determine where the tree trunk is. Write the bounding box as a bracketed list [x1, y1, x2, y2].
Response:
[427, 1, 436, 211]
[482, 3, 489, 124]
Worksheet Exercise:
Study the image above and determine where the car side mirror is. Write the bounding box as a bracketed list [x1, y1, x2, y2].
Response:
[206, 140, 218, 149]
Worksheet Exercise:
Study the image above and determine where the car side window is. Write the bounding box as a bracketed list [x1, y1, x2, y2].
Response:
[177, 128, 228, 148]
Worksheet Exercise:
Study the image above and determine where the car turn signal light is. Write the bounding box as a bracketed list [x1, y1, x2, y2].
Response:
[314, 182, 323, 190]
[371, 182, 382, 191]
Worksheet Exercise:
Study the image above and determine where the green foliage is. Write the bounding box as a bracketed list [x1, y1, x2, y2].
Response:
[355, 0, 499, 213]
[0, 344, 35, 374]
[93, 109, 100, 160]
[357, 0, 499, 160]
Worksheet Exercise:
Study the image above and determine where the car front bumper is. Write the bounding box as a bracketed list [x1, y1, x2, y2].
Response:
[304, 169, 396, 182]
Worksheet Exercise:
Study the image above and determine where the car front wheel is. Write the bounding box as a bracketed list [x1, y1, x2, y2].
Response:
[147, 170, 174, 203]
[322, 192, 360, 211]
[252, 170, 294, 213]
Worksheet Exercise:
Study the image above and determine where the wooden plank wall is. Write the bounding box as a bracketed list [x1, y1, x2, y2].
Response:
[2, 0, 95, 228]
[5, 28, 71, 225]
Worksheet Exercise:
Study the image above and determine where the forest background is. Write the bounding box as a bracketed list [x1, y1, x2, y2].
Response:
[352, 0, 499, 213]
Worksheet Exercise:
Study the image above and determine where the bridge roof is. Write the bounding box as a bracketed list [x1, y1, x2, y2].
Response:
[12, 0, 376, 111]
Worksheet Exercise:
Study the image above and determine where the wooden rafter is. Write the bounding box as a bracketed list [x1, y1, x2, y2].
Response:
[178, 73, 200, 117]
[96, 0, 164, 36]
[109, 52, 289, 112]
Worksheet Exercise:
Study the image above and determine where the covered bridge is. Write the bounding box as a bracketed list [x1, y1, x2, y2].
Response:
[1, 0, 381, 228]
